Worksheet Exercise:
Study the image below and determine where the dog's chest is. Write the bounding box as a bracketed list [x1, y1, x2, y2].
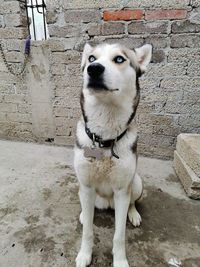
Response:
[84, 156, 115, 197]
[88, 156, 114, 182]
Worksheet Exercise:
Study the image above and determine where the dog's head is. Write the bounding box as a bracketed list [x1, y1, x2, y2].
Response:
[81, 43, 152, 96]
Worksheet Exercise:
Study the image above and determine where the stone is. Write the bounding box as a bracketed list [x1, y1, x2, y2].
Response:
[101, 22, 125, 35]
[51, 51, 81, 64]
[178, 115, 200, 133]
[0, 103, 18, 112]
[46, 10, 58, 24]
[190, 0, 200, 7]
[0, 27, 27, 39]
[138, 142, 174, 159]
[17, 103, 31, 114]
[0, 14, 4, 27]
[4, 94, 25, 103]
[168, 48, 200, 62]
[86, 22, 125, 36]
[0, 95, 4, 102]
[171, 34, 200, 48]
[139, 132, 175, 147]
[171, 20, 200, 33]
[5, 51, 25, 63]
[145, 35, 169, 48]
[65, 10, 100, 23]
[54, 135, 74, 145]
[62, 0, 190, 9]
[50, 64, 66, 75]
[6, 113, 31, 123]
[174, 151, 200, 199]
[176, 134, 200, 177]
[0, 39, 24, 51]
[55, 124, 74, 136]
[0, 61, 7, 72]
[48, 25, 82, 38]
[151, 49, 165, 63]
[4, 14, 26, 27]
[0, 112, 6, 121]
[161, 77, 200, 90]
[164, 101, 200, 115]
[0, 2, 20, 14]
[86, 23, 101, 36]
[146, 62, 187, 77]
[128, 21, 168, 34]
[93, 36, 144, 48]
[187, 61, 200, 76]
[46, 39, 65, 52]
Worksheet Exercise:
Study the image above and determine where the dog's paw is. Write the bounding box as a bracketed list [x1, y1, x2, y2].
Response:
[114, 259, 129, 267]
[79, 212, 83, 224]
[128, 205, 141, 227]
[76, 251, 92, 267]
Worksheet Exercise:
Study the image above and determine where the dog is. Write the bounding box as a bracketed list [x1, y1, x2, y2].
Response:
[74, 42, 152, 267]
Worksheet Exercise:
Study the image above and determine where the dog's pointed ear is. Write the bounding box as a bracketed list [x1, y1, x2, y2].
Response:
[135, 44, 152, 72]
[81, 43, 93, 72]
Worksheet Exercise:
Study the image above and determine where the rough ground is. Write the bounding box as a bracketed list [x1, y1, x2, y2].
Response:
[0, 140, 199, 267]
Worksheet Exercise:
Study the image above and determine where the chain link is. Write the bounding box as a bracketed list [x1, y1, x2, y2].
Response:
[0, 42, 29, 77]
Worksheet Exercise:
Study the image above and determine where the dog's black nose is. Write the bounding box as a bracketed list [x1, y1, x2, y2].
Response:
[87, 63, 105, 78]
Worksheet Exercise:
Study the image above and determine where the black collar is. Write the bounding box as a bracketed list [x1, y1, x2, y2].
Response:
[85, 125, 128, 159]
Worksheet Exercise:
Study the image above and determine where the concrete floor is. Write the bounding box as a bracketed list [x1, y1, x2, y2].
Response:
[0, 140, 199, 267]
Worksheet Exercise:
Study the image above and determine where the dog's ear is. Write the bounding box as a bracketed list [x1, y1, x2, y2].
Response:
[81, 43, 93, 72]
[135, 44, 152, 72]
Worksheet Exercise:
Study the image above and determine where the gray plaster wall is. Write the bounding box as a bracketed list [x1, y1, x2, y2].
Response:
[0, 0, 200, 159]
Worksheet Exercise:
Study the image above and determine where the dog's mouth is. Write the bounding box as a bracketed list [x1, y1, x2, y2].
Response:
[87, 79, 119, 92]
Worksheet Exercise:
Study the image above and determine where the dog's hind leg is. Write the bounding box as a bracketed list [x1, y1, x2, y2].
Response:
[128, 173, 143, 227]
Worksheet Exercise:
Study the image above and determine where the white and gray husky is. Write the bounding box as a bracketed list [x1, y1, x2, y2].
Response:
[74, 42, 152, 267]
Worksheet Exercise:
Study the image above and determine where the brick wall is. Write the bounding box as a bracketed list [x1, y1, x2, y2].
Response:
[0, 0, 200, 159]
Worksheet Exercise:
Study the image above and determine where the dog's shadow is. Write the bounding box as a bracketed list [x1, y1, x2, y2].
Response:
[89, 206, 143, 266]
[93, 208, 115, 229]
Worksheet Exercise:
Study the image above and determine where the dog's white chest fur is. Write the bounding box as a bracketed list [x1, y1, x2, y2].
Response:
[83, 156, 115, 198]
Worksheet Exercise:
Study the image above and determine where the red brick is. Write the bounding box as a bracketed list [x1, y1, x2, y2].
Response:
[103, 9, 143, 21]
[145, 9, 187, 20]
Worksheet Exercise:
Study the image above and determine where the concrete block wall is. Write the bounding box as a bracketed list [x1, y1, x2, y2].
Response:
[0, 0, 200, 159]
[46, 0, 200, 158]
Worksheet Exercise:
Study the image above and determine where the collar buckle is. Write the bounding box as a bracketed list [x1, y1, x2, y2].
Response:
[85, 124, 128, 159]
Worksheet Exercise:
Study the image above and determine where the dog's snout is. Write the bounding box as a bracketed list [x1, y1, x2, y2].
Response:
[87, 63, 105, 78]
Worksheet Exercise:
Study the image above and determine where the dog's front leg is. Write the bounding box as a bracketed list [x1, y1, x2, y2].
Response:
[113, 188, 131, 267]
[76, 184, 96, 267]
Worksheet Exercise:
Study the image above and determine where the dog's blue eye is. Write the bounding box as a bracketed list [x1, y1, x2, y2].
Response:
[89, 55, 96, 63]
[114, 56, 126, 64]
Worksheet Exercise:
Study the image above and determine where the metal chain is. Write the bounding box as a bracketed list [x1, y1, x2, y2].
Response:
[0, 42, 29, 77]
